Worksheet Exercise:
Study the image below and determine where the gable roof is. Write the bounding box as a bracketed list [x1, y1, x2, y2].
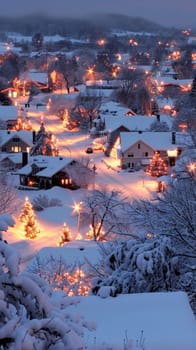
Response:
[20, 70, 48, 85]
[0, 152, 23, 164]
[120, 131, 190, 153]
[103, 115, 172, 132]
[0, 130, 33, 147]
[17, 155, 75, 177]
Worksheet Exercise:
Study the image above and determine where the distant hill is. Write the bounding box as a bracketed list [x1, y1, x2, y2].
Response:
[89, 13, 166, 33]
[0, 13, 179, 38]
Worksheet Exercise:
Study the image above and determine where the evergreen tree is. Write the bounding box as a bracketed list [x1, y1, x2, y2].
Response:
[57, 222, 72, 246]
[30, 121, 58, 156]
[146, 152, 168, 177]
[19, 197, 40, 239]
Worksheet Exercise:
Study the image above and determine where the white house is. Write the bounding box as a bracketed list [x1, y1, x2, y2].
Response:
[117, 131, 190, 170]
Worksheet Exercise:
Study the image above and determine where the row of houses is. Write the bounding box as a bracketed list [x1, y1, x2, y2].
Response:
[0, 102, 193, 190]
[92, 110, 192, 170]
[0, 129, 94, 190]
[0, 127, 191, 191]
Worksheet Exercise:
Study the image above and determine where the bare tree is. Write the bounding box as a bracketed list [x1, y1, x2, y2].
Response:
[127, 176, 196, 259]
[0, 171, 16, 214]
[81, 188, 128, 241]
[173, 104, 196, 146]
[48, 54, 79, 93]
[71, 91, 102, 129]
[114, 67, 151, 114]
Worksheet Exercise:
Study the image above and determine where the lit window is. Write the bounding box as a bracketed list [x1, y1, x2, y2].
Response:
[11, 146, 21, 152]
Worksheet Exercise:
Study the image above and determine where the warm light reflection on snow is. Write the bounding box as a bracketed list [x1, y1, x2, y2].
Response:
[5, 96, 158, 269]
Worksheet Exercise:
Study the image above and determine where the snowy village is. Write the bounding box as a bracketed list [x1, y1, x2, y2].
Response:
[0, 4, 196, 350]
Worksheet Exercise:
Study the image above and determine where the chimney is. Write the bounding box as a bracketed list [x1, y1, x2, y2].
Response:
[22, 151, 28, 167]
[156, 115, 160, 122]
[172, 131, 176, 144]
[32, 130, 36, 144]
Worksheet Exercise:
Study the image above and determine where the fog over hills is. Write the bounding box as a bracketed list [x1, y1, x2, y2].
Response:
[0, 13, 179, 36]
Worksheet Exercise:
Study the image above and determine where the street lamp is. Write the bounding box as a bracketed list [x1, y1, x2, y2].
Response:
[73, 201, 83, 238]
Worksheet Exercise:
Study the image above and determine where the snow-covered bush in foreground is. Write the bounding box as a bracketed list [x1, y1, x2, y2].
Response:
[32, 194, 63, 211]
[0, 238, 94, 349]
[91, 237, 182, 297]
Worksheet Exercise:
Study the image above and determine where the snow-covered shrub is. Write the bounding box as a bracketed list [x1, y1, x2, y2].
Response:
[91, 237, 180, 296]
[128, 176, 196, 258]
[26, 255, 91, 296]
[0, 234, 92, 348]
[125, 176, 196, 314]
[32, 194, 62, 211]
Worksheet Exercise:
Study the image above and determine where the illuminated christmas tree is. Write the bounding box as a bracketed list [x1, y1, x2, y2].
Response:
[57, 222, 72, 246]
[146, 152, 168, 177]
[19, 197, 40, 239]
[30, 121, 58, 156]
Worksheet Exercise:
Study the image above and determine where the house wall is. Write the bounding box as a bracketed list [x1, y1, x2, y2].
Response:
[1, 138, 30, 153]
[122, 141, 169, 169]
[122, 141, 154, 169]
[121, 141, 167, 168]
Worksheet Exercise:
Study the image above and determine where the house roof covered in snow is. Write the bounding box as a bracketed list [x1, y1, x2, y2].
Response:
[0, 130, 33, 147]
[17, 155, 75, 177]
[0, 152, 23, 164]
[0, 106, 18, 121]
[120, 131, 190, 152]
[103, 114, 172, 132]
[156, 76, 192, 87]
[20, 70, 48, 84]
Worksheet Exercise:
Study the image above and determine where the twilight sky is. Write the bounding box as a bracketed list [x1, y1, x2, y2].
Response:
[1, 0, 196, 28]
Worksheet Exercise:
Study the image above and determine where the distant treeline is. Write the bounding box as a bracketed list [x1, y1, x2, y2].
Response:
[0, 13, 178, 38]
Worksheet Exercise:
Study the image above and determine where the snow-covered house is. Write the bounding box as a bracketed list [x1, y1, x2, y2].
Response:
[155, 76, 192, 93]
[0, 152, 23, 171]
[17, 155, 94, 190]
[0, 105, 18, 129]
[117, 131, 188, 170]
[19, 69, 49, 93]
[101, 114, 172, 156]
[0, 130, 33, 153]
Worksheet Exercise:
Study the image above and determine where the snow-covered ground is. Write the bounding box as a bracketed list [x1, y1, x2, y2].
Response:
[68, 291, 196, 350]
[2, 93, 196, 350]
